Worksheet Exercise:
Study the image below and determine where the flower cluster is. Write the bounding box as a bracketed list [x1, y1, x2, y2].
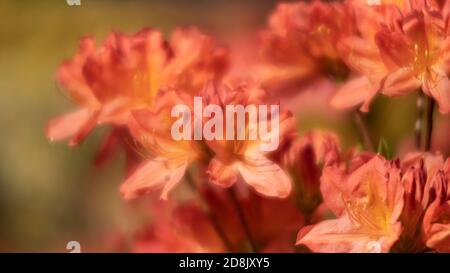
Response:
[48, 0, 450, 252]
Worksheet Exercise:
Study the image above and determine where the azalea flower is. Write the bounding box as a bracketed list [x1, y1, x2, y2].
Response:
[162, 27, 230, 95]
[204, 83, 295, 198]
[276, 130, 341, 214]
[297, 154, 404, 252]
[119, 89, 205, 200]
[47, 29, 171, 146]
[395, 152, 447, 251]
[256, 0, 354, 94]
[376, 6, 450, 113]
[43, 0, 450, 254]
[421, 157, 450, 252]
[47, 27, 229, 145]
[332, 0, 450, 113]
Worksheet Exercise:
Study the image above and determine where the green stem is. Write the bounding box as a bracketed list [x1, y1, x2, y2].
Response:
[424, 97, 435, 151]
[228, 187, 258, 253]
[354, 111, 375, 152]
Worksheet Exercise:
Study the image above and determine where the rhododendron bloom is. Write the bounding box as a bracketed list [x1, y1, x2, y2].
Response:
[205, 83, 294, 198]
[376, 7, 450, 113]
[396, 152, 447, 250]
[119, 90, 204, 200]
[333, 1, 450, 112]
[421, 158, 450, 252]
[279, 130, 341, 213]
[297, 155, 404, 252]
[163, 27, 230, 95]
[423, 197, 450, 252]
[47, 29, 171, 145]
[47, 27, 229, 146]
[43, 0, 450, 254]
[256, 0, 354, 93]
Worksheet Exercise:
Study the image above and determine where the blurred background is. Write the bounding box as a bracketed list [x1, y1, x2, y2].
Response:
[0, 0, 444, 252]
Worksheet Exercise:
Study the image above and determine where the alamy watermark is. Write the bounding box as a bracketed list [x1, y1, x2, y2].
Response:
[171, 97, 280, 152]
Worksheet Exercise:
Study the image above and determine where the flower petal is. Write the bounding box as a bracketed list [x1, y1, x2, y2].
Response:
[381, 67, 421, 96]
[297, 216, 401, 253]
[207, 157, 239, 188]
[237, 153, 292, 198]
[120, 157, 187, 200]
[330, 76, 379, 112]
[423, 201, 450, 252]
[423, 68, 450, 114]
[46, 108, 99, 146]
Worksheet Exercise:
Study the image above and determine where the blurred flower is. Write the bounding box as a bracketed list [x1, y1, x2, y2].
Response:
[47, 27, 231, 199]
[93, 127, 142, 174]
[47, 27, 229, 145]
[256, 0, 354, 96]
[163, 27, 230, 95]
[132, 200, 227, 252]
[277, 130, 341, 214]
[132, 185, 304, 253]
[297, 154, 404, 252]
[332, 0, 450, 112]
[395, 152, 447, 251]
[422, 158, 450, 252]
[47, 29, 171, 145]
[204, 82, 295, 198]
[119, 89, 205, 200]
[44, 0, 450, 254]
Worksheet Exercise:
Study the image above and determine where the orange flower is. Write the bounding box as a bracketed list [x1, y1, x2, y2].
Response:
[162, 27, 230, 95]
[256, 0, 354, 93]
[47, 29, 171, 146]
[333, 1, 450, 113]
[119, 90, 204, 200]
[422, 158, 450, 252]
[396, 152, 446, 251]
[205, 83, 295, 198]
[376, 8, 450, 113]
[331, 1, 399, 111]
[47, 27, 229, 145]
[297, 154, 404, 252]
[278, 130, 341, 213]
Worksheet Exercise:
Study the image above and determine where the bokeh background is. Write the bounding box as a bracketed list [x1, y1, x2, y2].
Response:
[0, 0, 444, 252]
